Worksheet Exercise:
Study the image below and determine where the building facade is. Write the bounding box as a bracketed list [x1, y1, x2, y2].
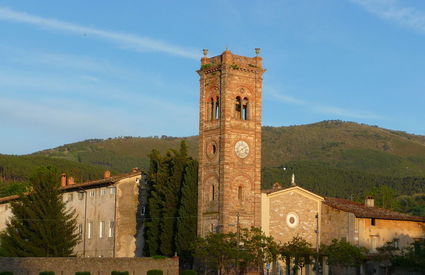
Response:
[0, 169, 147, 257]
[197, 49, 265, 236]
[261, 185, 425, 252]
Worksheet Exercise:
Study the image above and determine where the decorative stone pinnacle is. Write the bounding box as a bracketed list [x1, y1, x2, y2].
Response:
[203, 49, 208, 57]
[291, 173, 296, 186]
[255, 48, 261, 56]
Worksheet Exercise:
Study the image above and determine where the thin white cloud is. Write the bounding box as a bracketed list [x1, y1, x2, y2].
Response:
[267, 87, 383, 120]
[350, 0, 425, 34]
[0, 6, 199, 59]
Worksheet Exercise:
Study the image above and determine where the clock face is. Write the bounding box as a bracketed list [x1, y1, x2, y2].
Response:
[234, 140, 249, 158]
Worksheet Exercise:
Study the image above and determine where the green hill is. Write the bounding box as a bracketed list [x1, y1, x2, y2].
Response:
[0, 154, 104, 184]
[0, 120, 423, 200]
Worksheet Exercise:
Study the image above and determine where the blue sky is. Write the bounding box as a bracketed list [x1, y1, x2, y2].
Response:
[1, 0, 425, 155]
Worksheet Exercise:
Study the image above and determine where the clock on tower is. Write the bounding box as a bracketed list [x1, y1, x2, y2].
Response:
[197, 49, 265, 236]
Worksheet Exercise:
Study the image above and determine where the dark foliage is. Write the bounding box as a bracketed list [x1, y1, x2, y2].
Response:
[146, 270, 163, 275]
[0, 166, 79, 257]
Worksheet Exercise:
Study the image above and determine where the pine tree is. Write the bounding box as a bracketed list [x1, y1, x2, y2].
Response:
[176, 159, 198, 268]
[0, 166, 79, 256]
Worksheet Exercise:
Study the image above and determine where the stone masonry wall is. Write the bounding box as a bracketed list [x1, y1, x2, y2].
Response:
[268, 190, 320, 246]
[0, 257, 179, 275]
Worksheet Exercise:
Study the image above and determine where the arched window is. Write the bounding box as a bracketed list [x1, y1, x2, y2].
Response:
[210, 184, 215, 201]
[242, 97, 249, 120]
[235, 96, 242, 119]
[209, 98, 214, 121]
[238, 186, 243, 201]
[215, 96, 220, 120]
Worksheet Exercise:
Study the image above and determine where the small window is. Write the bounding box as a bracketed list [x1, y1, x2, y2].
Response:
[90, 190, 95, 197]
[393, 239, 400, 249]
[78, 192, 84, 200]
[109, 221, 114, 238]
[235, 96, 242, 119]
[87, 222, 93, 239]
[242, 97, 249, 120]
[371, 218, 376, 226]
[210, 224, 214, 232]
[67, 193, 73, 202]
[215, 96, 220, 120]
[78, 224, 83, 236]
[209, 97, 214, 121]
[100, 188, 106, 196]
[141, 206, 146, 215]
[238, 186, 243, 201]
[110, 187, 116, 195]
[210, 185, 215, 201]
[99, 221, 105, 238]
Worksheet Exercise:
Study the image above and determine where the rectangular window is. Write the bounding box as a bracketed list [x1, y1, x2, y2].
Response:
[87, 222, 92, 239]
[90, 190, 95, 197]
[99, 221, 105, 238]
[78, 192, 84, 200]
[110, 187, 116, 195]
[78, 224, 83, 235]
[393, 239, 400, 249]
[109, 221, 115, 238]
[371, 218, 376, 226]
[100, 188, 106, 196]
[67, 193, 73, 202]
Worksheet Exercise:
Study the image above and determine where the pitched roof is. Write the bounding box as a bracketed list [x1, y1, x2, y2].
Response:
[324, 197, 425, 222]
[0, 171, 142, 204]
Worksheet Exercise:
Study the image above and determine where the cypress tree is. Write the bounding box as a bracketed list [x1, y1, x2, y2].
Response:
[159, 141, 188, 256]
[0, 166, 79, 256]
[144, 150, 164, 256]
[176, 159, 198, 268]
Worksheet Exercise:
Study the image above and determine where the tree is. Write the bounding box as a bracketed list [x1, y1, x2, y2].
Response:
[194, 232, 239, 275]
[280, 236, 314, 274]
[320, 239, 367, 268]
[0, 166, 79, 256]
[194, 227, 279, 275]
[175, 159, 198, 268]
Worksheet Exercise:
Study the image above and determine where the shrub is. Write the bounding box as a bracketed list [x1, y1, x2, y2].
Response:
[147, 270, 163, 275]
[39, 272, 55, 275]
[75, 273, 91, 275]
[180, 270, 197, 275]
[111, 272, 129, 275]
[0, 272, 14, 275]
[152, 255, 167, 259]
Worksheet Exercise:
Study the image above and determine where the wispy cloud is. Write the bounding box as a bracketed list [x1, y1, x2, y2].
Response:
[0, 6, 199, 59]
[350, 0, 425, 34]
[267, 87, 383, 120]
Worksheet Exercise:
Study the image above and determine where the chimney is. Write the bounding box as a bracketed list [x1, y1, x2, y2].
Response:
[272, 182, 281, 191]
[67, 176, 75, 185]
[61, 173, 66, 187]
[365, 196, 375, 207]
[104, 170, 111, 179]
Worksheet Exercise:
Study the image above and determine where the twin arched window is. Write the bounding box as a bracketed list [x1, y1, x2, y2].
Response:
[208, 97, 220, 121]
[235, 96, 249, 120]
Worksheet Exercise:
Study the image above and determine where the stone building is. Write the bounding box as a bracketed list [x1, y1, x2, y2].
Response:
[261, 184, 425, 252]
[197, 49, 265, 236]
[0, 169, 147, 257]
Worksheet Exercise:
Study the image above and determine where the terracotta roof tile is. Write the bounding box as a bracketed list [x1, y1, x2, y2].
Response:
[324, 197, 425, 222]
[0, 171, 142, 204]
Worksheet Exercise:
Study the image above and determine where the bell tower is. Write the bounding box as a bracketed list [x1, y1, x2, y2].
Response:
[197, 49, 265, 236]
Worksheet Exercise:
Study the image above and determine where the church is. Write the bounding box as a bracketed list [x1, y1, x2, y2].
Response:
[196, 49, 425, 269]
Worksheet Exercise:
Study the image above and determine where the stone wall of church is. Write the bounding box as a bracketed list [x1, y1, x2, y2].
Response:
[268, 191, 320, 247]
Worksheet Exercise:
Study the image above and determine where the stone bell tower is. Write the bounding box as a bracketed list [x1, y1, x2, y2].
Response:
[197, 49, 265, 236]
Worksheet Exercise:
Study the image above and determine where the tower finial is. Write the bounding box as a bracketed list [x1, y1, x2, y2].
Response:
[291, 173, 296, 186]
[203, 49, 208, 57]
[255, 48, 261, 56]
